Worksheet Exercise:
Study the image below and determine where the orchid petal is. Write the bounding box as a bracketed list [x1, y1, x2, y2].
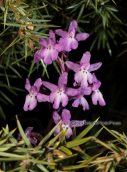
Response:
[25, 78, 31, 92]
[68, 20, 77, 32]
[39, 38, 48, 47]
[80, 51, 91, 65]
[80, 97, 89, 111]
[92, 91, 106, 106]
[92, 73, 98, 83]
[92, 81, 101, 91]
[30, 86, 38, 96]
[52, 93, 61, 109]
[66, 127, 72, 139]
[34, 78, 42, 92]
[66, 88, 78, 96]
[72, 97, 89, 111]
[42, 81, 57, 92]
[58, 72, 68, 86]
[62, 109, 71, 121]
[75, 70, 88, 88]
[81, 87, 92, 95]
[54, 126, 60, 136]
[34, 50, 41, 63]
[61, 93, 68, 107]
[75, 33, 89, 41]
[88, 62, 102, 72]
[49, 30, 56, 42]
[98, 91, 106, 106]
[59, 37, 72, 52]
[50, 49, 58, 61]
[72, 99, 80, 108]
[70, 38, 78, 49]
[47, 38, 55, 47]
[65, 61, 80, 72]
[54, 44, 63, 52]
[40, 48, 46, 59]
[23, 94, 37, 111]
[53, 112, 61, 124]
[87, 72, 93, 84]
[55, 29, 68, 37]
[37, 93, 49, 102]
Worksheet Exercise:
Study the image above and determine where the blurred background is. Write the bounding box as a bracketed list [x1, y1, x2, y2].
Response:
[0, 0, 127, 140]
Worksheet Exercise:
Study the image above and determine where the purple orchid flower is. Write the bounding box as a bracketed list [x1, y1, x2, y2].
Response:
[34, 46, 43, 63]
[23, 78, 49, 111]
[91, 74, 106, 106]
[66, 51, 102, 88]
[42, 72, 78, 109]
[55, 20, 89, 52]
[53, 109, 85, 139]
[17, 127, 41, 146]
[72, 86, 92, 111]
[34, 30, 63, 65]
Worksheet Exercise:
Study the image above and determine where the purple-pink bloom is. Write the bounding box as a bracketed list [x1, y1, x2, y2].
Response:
[53, 109, 85, 139]
[55, 20, 89, 52]
[34, 46, 43, 63]
[17, 127, 41, 146]
[34, 30, 63, 65]
[42, 72, 78, 109]
[91, 74, 106, 106]
[72, 87, 91, 111]
[23, 78, 49, 111]
[66, 51, 102, 88]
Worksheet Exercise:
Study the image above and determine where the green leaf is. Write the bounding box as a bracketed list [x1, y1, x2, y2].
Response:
[36, 164, 49, 172]
[25, 38, 28, 60]
[4, 69, 10, 86]
[0, 158, 25, 161]
[8, 167, 22, 172]
[46, 130, 63, 148]
[0, 105, 6, 120]
[39, 120, 62, 146]
[95, 0, 97, 9]
[58, 146, 72, 155]
[77, 4, 85, 20]
[0, 90, 14, 105]
[1, 23, 60, 27]
[41, 59, 49, 78]
[107, 10, 122, 23]
[16, 115, 32, 148]
[1, 35, 20, 55]
[80, 152, 102, 165]
[28, 60, 35, 78]
[55, 154, 77, 163]
[52, 61, 61, 75]
[75, 118, 99, 140]
[27, 159, 56, 165]
[26, 5, 47, 11]
[4, 0, 8, 30]
[0, 139, 7, 145]
[62, 164, 88, 170]
[0, 26, 11, 37]
[66, 137, 91, 148]
[0, 152, 27, 158]
[8, 65, 22, 78]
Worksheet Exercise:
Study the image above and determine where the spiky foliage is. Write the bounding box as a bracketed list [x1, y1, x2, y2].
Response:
[0, 117, 127, 172]
[0, 0, 126, 119]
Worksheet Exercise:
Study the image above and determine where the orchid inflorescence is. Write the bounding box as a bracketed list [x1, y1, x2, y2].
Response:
[23, 20, 106, 139]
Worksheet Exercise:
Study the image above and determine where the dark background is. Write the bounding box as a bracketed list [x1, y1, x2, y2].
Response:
[0, 0, 127, 141]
